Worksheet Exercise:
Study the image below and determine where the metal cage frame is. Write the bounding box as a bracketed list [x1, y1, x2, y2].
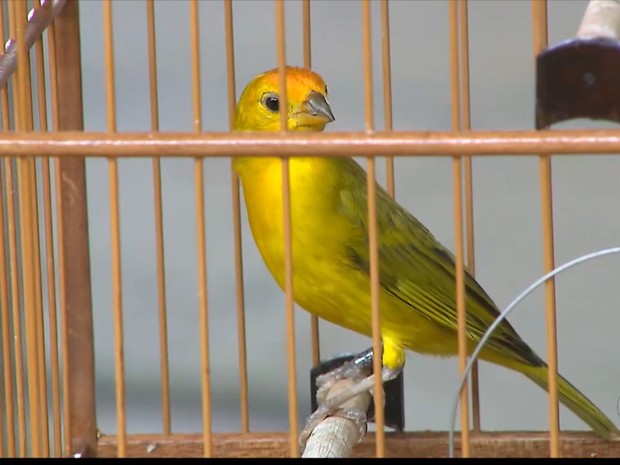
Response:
[0, 0, 619, 458]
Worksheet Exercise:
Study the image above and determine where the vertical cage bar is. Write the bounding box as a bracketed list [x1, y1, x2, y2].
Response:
[46, 8, 72, 456]
[362, 0, 386, 458]
[301, 0, 321, 368]
[103, 0, 127, 457]
[34, 0, 63, 455]
[448, 0, 471, 456]
[31, 0, 55, 456]
[0, 1, 17, 456]
[189, 0, 213, 457]
[13, 0, 43, 456]
[0, 153, 15, 459]
[531, 0, 560, 457]
[0, 92, 3, 450]
[302, 0, 311, 69]
[36, 92, 63, 459]
[5, 5, 28, 457]
[380, 0, 395, 198]
[53, 158, 70, 456]
[53, 0, 97, 456]
[4, 157, 26, 458]
[223, 0, 250, 434]
[145, 0, 172, 436]
[275, 0, 299, 458]
[0, 162, 15, 459]
[0, 149, 7, 455]
[457, 0, 480, 432]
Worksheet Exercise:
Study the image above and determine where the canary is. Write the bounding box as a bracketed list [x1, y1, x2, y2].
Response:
[232, 66, 617, 441]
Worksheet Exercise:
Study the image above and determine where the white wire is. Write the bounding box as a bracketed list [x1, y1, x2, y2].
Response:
[447, 246, 620, 458]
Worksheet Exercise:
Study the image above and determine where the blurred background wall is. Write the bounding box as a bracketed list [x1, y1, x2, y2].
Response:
[72, 0, 620, 435]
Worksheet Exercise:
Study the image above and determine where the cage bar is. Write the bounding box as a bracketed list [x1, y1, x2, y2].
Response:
[45, 6, 72, 456]
[2, 128, 620, 158]
[0, 161, 15, 458]
[188, 0, 214, 458]
[11, 0, 42, 456]
[0, 2, 17, 457]
[0, 0, 66, 91]
[52, 0, 97, 457]
[145, 0, 172, 437]
[33, 0, 62, 456]
[0, 158, 7, 459]
[302, 0, 321, 369]
[380, 0, 395, 198]
[531, 0, 561, 457]
[275, 0, 300, 457]
[4, 153, 27, 458]
[449, 2, 471, 456]
[31, 0, 55, 457]
[361, 0, 386, 458]
[457, 0, 481, 433]
[103, 0, 128, 458]
[223, 0, 251, 435]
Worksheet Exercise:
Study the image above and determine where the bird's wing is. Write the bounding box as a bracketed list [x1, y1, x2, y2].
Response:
[338, 161, 542, 366]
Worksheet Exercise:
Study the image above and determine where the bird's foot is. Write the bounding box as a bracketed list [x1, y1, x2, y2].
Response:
[299, 348, 374, 453]
[379, 365, 403, 383]
[314, 347, 374, 396]
[314, 348, 374, 408]
[298, 403, 368, 454]
[299, 361, 403, 454]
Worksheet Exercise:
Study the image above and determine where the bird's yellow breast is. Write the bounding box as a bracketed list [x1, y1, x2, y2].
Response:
[234, 157, 373, 332]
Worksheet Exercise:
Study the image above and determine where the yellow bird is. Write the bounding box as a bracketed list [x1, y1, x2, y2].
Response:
[232, 66, 617, 440]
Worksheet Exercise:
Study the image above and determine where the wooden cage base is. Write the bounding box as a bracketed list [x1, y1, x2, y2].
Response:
[96, 431, 620, 458]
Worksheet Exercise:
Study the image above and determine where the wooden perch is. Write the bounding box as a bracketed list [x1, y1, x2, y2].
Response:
[301, 378, 372, 458]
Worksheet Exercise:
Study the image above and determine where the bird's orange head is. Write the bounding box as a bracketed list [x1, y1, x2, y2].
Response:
[233, 66, 335, 132]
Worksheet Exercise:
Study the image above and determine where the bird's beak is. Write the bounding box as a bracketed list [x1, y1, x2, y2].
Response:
[295, 90, 335, 127]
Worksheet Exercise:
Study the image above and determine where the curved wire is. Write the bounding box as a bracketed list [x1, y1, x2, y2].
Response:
[448, 246, 620, 457]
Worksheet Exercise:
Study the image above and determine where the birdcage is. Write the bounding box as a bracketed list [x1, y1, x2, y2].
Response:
[0, 0, 619, 459]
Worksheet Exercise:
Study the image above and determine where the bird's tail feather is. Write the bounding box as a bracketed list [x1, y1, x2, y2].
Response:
[522, 363, 618, 438]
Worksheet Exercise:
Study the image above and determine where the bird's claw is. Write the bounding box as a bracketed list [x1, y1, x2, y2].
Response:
[300, 353, 376, 453]
[298, 404, 369, 453]
[300, 347, 403, 454]
[335, 408, 368, 444]
[315, 359, 370, 401]
[316, 360, 366, 386]
[298, 403, 331, 452]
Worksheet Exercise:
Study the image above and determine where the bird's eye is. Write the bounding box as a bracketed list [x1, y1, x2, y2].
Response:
[324, 85, 328, 95]
[261, 93, 280, 113]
